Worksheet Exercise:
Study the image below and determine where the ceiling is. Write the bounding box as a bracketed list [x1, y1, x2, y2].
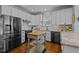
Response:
[20, 5, 60, 12]
[13, 5, 73, 15]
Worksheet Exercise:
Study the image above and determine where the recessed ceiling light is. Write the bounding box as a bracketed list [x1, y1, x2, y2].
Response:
[44, 8, 47, 11]
[31, 9, 34, 11]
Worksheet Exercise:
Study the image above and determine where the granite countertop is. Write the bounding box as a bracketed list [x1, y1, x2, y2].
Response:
[61, 32, 79, 47]
[40, 29, 61, 32]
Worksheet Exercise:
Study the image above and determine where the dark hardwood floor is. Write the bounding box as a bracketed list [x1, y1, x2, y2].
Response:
[9, 41, 61, 53]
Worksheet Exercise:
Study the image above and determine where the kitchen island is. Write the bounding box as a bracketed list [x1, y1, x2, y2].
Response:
[27, 31, 46, 53]
[61, 32, 79, 53]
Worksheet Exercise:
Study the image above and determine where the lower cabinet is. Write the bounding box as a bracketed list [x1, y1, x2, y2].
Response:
[25, 30, 32, 41]
[21, 31, 25, 43]
[51, 31, 60, 44]
[45, 31, 61, 44]
[45, 31, 51, 41]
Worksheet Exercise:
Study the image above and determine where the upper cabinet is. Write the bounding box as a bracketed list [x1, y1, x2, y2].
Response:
[11, 7, 18, 17]
[0, 5, 28, 20]
[65, 9, 73, 24]
[0, 5, 39, 25]
[1, 5, 12, 16]
[40, 12, 52, 26]
[29, 15, 41, 25]
[52, 12, 56, 25]
[52, 8, 73, 25]
[0, 16, 3, 35]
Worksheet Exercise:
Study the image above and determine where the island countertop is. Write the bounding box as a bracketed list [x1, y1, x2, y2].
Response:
[61, 32, 79, 47]
[27, 31, 44, 36]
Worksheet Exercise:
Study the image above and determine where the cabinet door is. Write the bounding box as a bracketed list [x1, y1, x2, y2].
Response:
[56, 11, 60, 25]
[65, 11, 72, 24]
[12, 8, 18, 17]
[46, 31, 51, 41]
[53, 8, 73, 25]
[58, 11, 64, 25]
[0, 16, 3, 35]
[21, 31, 25, 43]
[52, 12, 56, 25]
[30, 15, 41, 25]
[1, 6, 12, 16]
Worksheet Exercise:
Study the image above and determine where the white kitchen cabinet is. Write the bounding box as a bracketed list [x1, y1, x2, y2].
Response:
[19, 11, 25, 19]
[4, 15, 10, 24]
[21, 31, 25, 43]
[12, 7, 17, 17]
[60, 8, 73, 24]
[60, 10, 66, 24]
[30, 15, 41, 25]
[52, 12, 56, 25]
[65, 9, 73, 24]
[52, 8, 73, 25]
[30, 15, 35, 25]
[1, 6, 12, 16]
[45, 31, 51, 41]
[12, 7, 26, 19]
[56, 11, 61, 25]
[0, 16, 3, 35]
[0, 5, 30, 20]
